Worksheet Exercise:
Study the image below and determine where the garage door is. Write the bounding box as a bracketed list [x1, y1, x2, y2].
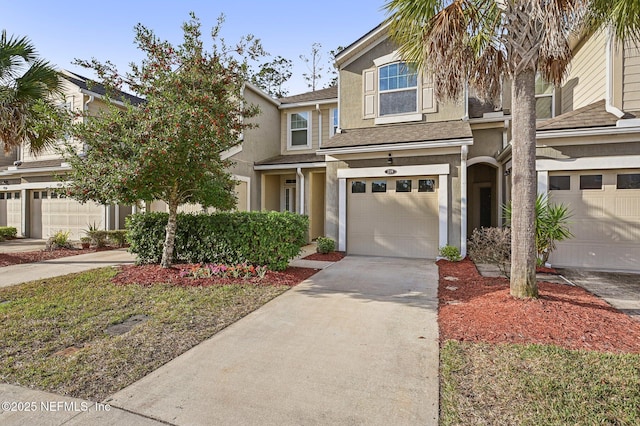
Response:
[0, 191, 22, 230]
[30, 190, 104, 240]
[549, 169, 640, 270]
[347, 176, 439, 258]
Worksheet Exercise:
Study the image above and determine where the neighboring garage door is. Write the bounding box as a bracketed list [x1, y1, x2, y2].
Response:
[347, 176, 439, 258]
[30, 190, 104, 240]
[0, 191, 22, 230]
[549, 169, 640, 270]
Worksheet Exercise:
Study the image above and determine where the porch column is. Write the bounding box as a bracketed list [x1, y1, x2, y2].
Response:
[460, 146, 468, 258]
[338, 178, 346, 252]
[438, 174, 449, 252]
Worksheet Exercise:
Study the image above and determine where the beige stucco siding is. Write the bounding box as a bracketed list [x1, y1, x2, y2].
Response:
[623, 42, 640, 111]
[560, 31, 607, 114]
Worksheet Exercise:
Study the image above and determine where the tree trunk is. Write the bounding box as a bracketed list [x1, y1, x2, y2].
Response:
[509, 69, 538, 298]
[161, 199, 178, 268]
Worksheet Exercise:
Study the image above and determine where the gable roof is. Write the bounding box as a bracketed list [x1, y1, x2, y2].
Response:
[278, 86, 337, 105]
[60, 70, 145, 106]
[334, 22, 389, 67]
[537, 100, 622, 131]
[320, 121, 473, 150]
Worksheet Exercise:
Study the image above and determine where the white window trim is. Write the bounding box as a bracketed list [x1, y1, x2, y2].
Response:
[329, 107, 339, 137]
[535, 75, 555, 120]
[287, 111, 312, 150]
[377, 62, 419, 119]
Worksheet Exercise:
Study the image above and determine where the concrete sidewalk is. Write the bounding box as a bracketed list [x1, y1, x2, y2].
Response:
[0, 249, 136, 288]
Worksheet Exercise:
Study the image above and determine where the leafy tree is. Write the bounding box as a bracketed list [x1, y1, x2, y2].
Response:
[300, 42, 324, 91]
[63, 13, 262, 268]
[251, 55, 292, 98]
[385, 0, 640, 298]
[0, 30, 64, 154]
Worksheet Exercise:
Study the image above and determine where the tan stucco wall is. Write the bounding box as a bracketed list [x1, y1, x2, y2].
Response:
[468, 128, 504, 159]
[339, 38, 464, 130]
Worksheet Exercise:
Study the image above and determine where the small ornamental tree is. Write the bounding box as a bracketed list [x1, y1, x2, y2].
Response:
[63, 13, 263, 268]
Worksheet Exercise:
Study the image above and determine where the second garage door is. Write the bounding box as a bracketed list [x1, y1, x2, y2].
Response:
[30, 190, 104, 240]
[347, 176, 439, 258]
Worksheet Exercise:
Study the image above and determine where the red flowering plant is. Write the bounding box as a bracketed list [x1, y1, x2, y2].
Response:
[61, 12, 265, 268]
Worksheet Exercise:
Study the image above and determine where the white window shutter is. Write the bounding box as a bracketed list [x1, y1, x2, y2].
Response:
[422, 73, 437, 113]
[363, 69, 376, 119]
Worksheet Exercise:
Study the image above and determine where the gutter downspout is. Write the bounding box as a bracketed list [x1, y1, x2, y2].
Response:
[296, 167, 305, 215]
[606, 27, 625, 118]
[460, 145, 468, 258]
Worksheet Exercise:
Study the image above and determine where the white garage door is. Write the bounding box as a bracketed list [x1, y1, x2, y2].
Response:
[0, 191, 22, 230]
[549, 169, 640, 270]
[347, 176, 439, 258]
[30, 190, 104, 240]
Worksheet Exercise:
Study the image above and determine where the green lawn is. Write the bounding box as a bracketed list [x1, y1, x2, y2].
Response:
[0, 268, 287, 401]
[440, 340, 640, 425]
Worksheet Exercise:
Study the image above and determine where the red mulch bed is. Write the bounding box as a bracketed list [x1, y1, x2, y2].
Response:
[0, 247, 115, 267]
[438, 258, 640, 354]
[303, 251, 345, 262]
[111, 264, 320, 287]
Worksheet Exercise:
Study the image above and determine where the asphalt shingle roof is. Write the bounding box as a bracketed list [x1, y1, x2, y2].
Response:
[60, 70, 145, 106]
[278, 86, 337, 104]
[255, 153, 324, 166]
[320, 120, 473, 150]
[537, 100, 621, 131]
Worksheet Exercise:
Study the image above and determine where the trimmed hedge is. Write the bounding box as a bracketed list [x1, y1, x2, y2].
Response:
[0, 226, 17, 241]
[126, 211, 309, 271]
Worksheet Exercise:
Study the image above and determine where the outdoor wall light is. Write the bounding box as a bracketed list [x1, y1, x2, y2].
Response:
[387, 153, 393, 165]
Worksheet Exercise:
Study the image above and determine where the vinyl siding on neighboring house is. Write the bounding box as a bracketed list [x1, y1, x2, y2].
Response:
[560, 31, 607, 114]
[623, 42, 640, 112]
[280, 107, 322, 153]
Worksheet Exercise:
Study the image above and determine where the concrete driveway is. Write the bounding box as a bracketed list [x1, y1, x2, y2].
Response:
[104, 256, 439, 425]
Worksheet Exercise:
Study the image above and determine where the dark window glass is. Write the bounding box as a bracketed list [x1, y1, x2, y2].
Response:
[351, 181, 366, 193]
[51, 192, 58, 199]
[418, 179, 435, 192]
[580, 175, 602, 190]
[549, 175, 570, 190]
[33, 192, 39, 199]
[14, 192, 20, 199]
[372, 180, 387, 193]
[41, 191, 48, 199]
[617, 173, 640, 189]
[396, 179, 411, 192]
[0, 193, 4, 200]
[6, 193, 11, 199]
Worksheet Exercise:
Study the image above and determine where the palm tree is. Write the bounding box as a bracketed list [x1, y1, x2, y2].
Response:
[384, 0, 640, 298]
[0, 30, 63, 154]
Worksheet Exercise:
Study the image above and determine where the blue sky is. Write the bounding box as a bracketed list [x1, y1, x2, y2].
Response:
[2, 1, 388, 96]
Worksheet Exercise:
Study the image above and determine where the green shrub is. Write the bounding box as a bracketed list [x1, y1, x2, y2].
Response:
[316, 237, 335, 254]
[0, 226, 17, 241]
[126, 211, 309, 271]
[107, 230, 128, 247]
[439, 245, 462, 261]
[46, 230, 73, 250]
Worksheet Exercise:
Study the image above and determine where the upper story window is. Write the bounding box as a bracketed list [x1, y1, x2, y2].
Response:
[535, 74, 554, 119]
[378, 62, 418, 116]
[288, 112, 311, 149]
[330, 108, 339, 137]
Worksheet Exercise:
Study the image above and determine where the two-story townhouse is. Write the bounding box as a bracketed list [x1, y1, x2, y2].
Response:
[319, 22, 640, 272]
[254, 86, 337, 240]
[0, 71, 282, 240]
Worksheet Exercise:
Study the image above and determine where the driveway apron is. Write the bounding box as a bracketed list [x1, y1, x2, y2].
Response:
[105, 256, 439, 425]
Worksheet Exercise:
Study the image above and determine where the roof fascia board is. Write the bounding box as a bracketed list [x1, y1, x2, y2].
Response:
[279, 99, 337, 110]
[254, 162, 327, 171]
[536, 125, 640, 139]
[335, 22, 390, 68]
[0, 165, 71, 177]
[318, 138, 473, 155]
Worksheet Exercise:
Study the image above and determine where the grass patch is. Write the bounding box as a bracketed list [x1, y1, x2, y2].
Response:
[0, 268, 287, 401]
[440, 340, 640, 425]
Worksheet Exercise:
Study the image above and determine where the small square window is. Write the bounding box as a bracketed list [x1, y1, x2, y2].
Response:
[51, 192, 58, 199]
[372, 180, 387, 193]
[14, 192, 20, 199]
[351, 181, 366, 193]
[6, 193, 11, 200]
[580, 175, 602, 190]
[549, 176, 570, 190]
[617, 173, 640, 189]
[0, 193, 5, 200]
[33, 192, 39, 199]
[41, 191, 48, 199]
[396, 179, 411, 192]
[418, 179, 435, 192]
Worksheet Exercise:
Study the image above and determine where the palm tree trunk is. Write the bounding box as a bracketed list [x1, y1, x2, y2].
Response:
[161, 198, 178, 268]
[509, 69, 538, 298]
